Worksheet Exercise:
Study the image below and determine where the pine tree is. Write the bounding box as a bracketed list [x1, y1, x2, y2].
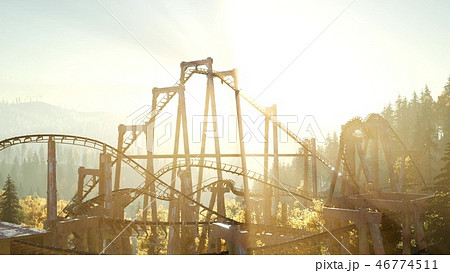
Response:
[436, 76, 450, 144]
[0, 175, 23, 224]
[381, 103, 395, 126]
[419, 86, 438, 181]
[426, 142, 450, 254]
[394, 95, 409, 140]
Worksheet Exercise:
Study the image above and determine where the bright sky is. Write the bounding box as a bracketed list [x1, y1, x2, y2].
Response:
[1, 0, 450, 136]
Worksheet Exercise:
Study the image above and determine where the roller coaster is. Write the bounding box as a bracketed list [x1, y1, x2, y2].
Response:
[0, 58, 432, 255]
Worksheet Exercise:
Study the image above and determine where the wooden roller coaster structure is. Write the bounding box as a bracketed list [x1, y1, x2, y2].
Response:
[0, 57, 432, 255]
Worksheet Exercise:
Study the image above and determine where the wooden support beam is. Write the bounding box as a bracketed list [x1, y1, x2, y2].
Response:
[356, 141, 372, 191]
[412, 205, 427, 251]
[263, 112, 271, 225]
[100, 153, 112, 218]
[234, 74, 251, 224]
[399, 154, 406, 192]
[167, 92, 182, 255]
[368, 223, 385, 254]
[127, 153, 306, 159]
[372, 135, 379, 190]
[272, 104, 280, 215]
[303, 139, 309, 194]
[47, 136, 57, 222]
[114, 125, 125, 191]
[327, 147, 343, 205]
[179, 169, 196, 254]
[142, 91, 158, 225]
[311, 138, 318, 198]
[379, 126, 398, 192]
[77, 167, 86, 205]
[198, 190, 217, 253]
[358, 223, 369, 254]
[323, 207, 382, 224]
[346, 137, 356, 195]
[180, 57, 212, 69]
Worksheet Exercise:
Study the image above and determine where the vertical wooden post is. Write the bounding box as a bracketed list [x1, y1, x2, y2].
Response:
[380, 127, 397, 191]
[271, 104, 280, 216]
[100, 153, 112, 218]
[77, 167, 85, 205]
[198, 189, 218, 253]
[114, 125, 125, 191]
[358, 224, 369, 254]
[368, 223, 385, 254]
[327, 147, 342, 205]
[311, 138, 318, 198]
[326, 220, 338, 253]
[47, 136, 57, 221]
[143, 91, 158, 223]
[234, 71, 251, 224]
[196, 72, 213, 212]
[87, 228, 100, 253]
[356, 141, 372, 192]
[346, 137, 356, 195]
[179, 169, 195, 254]
[168, 98, 182, 255]
[373, 135, 379, 190]
[402, 200, 412, 255]
[179, 85, 194, 212]
[399, 154, 406, 192]
[207, 58, 225, 219]
[358, 209, 369, 254]
[144, 91, 159, 252]
[303, 139, 309, 195]
[340, 222, 349, 255]
[412, 205, 427, 251]
[355, 141, 369, 186]
[263, 110, 271, 224]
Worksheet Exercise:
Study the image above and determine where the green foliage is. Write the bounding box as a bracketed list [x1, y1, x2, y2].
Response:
[20, 193, 46, 228]
[225, 198, 245, 222]
[0, 175, 23, 224]
[287, 199, 325, 233]
[425, 142, 450, 254]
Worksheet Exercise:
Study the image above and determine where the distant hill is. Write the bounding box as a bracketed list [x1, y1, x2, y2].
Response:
[0, 101, 124, 145]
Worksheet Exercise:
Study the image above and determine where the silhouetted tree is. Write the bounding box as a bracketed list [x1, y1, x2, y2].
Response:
[0, 175, 23, 224]
[418, 86, 438, 181]
[436, 77, 450, 144]
[426, 142, 450, 254]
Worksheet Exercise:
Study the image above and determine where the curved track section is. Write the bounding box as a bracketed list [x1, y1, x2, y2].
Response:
[0, 134, 237, 223]
[73, 159, 319, 217]
[153, 159, 314, 200]
[190, 67, 336, 170]
[364, 113, 426, 187]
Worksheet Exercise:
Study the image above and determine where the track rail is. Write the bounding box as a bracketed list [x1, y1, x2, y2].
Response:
[72, 159, 321, 217]
[70, 69, 200, 208]
[190, 68, 336, 170]
[0, 134, 238, 224]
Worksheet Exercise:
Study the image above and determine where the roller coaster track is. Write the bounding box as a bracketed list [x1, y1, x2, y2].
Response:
[0, 134, 238, 224]
[71, 158, 322, 217]
[152, 159, 315, 200]
[189, 67, 336, 170]
[73, 67, 337, 210]
[364, 113, 426, 187]
[65, 69, 201, 210]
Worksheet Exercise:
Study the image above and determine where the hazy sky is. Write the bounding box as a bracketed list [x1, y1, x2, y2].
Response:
[1, 0, 450, 135]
